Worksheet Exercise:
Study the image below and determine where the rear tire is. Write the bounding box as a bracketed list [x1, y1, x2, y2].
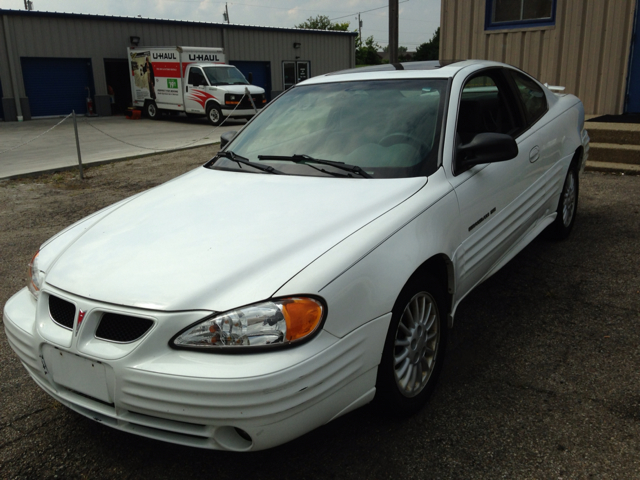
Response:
[548, 162, 579, 240]
[375, 274, 447, 415]
[145, 101, 159, 120]
[206, 103, 224, 126]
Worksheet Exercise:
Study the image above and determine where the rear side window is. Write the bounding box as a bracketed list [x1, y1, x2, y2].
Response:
[510, 71, 547, 125]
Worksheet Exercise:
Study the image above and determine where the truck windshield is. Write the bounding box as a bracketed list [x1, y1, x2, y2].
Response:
[203, 66, 249, 86]
[212, 79, 448, 179]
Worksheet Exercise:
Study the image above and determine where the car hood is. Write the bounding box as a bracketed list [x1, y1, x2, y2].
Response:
[45, 167, 426, 312]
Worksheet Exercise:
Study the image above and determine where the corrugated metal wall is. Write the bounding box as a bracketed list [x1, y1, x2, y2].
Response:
[0, 10, 355, 119]
[440, 0, 637, 115]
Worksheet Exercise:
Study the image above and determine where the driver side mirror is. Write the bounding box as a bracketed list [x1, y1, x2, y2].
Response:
[220, 131, 238, 149]
[456, 132, 518, 173]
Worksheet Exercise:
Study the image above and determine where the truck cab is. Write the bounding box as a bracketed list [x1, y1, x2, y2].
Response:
[184, 63, 266, 125]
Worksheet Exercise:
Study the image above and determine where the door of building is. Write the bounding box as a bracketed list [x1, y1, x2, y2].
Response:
[282, 61, 310, 91]
[230, 61, 272, 101]
[104, 59, 132, 115]
[21, 57, 95, 117]
[626, 0, 640, 112]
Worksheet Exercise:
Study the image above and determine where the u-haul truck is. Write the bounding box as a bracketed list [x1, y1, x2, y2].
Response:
[128, 46, 266, 125]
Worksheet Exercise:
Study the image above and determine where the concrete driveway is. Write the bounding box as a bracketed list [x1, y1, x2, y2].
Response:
[0, 114, 245, 179]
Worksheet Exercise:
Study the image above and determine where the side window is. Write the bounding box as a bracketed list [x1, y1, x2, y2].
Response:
[188, 68, 207, 86]
[456, 73, 518, 144]
[509, 71, 548, 125]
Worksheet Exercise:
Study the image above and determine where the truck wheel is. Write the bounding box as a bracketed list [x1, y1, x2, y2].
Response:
[145, 102, 159, 120]
[206, 103, 224, 126]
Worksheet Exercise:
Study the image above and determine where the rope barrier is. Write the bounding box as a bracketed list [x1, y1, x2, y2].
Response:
[0, 113, 72, 155]
[0, 93, 250, 156]
[81, 94, 249, 152]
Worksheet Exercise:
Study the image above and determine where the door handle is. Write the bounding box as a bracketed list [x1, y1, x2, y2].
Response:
[529, 146, 540, 163]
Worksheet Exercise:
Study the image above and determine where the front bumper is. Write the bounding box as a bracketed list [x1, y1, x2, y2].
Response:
[222, 107, 264, 118]
[3, 287, 389, 451]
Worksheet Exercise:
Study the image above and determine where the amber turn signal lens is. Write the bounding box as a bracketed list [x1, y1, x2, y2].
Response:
[282, 298, 323, 341]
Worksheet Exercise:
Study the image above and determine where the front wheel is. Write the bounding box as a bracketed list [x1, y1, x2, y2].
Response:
[206, 103, 224, 126]
[548, 162, 579, 240]
[376, 275, 447, 415]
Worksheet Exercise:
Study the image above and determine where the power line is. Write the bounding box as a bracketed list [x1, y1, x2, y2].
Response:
[328, 0, 410, 22]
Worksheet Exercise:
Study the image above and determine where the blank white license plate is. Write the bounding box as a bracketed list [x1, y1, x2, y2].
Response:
[42, 345, 112, 404]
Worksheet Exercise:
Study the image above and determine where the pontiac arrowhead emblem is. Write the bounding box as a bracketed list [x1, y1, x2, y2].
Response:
[75, 310, 86, 336]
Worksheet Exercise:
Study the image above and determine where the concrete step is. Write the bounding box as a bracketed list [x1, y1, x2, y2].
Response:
[585, 160, 640, 174]
[588, 142, 640, 165]
[585, 121, 640, 145]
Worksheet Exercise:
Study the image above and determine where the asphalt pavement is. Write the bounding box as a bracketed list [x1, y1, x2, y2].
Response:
[0, 114, 245, 179]
[0, 165, 638, 478]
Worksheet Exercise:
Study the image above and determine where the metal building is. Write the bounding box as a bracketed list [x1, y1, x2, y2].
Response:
[440, 0, 639, 115]
[0, 9, 357, 121]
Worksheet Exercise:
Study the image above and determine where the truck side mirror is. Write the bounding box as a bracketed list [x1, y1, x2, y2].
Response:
[248, 72, 253, 84]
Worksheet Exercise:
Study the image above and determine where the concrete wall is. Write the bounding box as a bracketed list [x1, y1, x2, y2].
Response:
[440, 0, 636, 115]
[0, 10, 356, 120]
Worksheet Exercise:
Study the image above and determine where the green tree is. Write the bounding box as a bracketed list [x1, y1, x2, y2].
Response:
[296, 15, 350, 31]
[356, 35, 382, 65]
[383, 45, 408, 56]
[413, 27, 440, 61]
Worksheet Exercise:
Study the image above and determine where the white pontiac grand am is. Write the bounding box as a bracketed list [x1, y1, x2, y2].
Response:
[4, 60, 589, 451]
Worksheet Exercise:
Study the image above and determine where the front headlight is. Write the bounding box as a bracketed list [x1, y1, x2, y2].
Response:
[28, 250, 44, 299]
[171, 296, 325, 351]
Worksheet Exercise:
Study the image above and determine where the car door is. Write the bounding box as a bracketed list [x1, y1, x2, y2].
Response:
[184, 66, 209, 114]
[449, 68, 542, 300]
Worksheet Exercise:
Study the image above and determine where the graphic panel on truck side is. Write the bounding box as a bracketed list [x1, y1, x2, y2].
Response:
[130, 49, 182, 108]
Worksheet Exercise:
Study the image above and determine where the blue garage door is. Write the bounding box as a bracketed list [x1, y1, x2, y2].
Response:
[21, 57, 95, 117]
[230, 61, 272, 101]
[0, 78, 4, 120]
[626, 0, 640, 112]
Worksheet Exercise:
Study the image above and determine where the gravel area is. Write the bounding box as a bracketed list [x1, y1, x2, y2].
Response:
[1, 152, 639, 479]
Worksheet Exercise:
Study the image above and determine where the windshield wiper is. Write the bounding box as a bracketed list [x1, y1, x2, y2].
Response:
[217, 151, 283, 174]
[257, 154, 371, 178]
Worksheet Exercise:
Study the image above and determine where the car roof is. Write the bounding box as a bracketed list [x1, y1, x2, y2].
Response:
[303, 59, 508, 85]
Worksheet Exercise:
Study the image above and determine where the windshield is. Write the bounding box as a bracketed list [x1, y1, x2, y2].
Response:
[211, 79, 447, 178]
[203, 66, 249, 86]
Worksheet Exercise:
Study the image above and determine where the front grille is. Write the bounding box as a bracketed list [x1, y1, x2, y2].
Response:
[95, 313, 153, 343]
[239, 96, 265, 109]
[49, 295, 76, 329]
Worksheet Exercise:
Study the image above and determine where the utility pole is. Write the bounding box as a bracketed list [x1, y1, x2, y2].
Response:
[223, 2, 230, 24]
[358, 13, 362, 39]
[388, 0, 399, 64]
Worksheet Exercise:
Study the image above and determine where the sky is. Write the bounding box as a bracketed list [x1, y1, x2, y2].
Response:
[0, 0, 440, 49]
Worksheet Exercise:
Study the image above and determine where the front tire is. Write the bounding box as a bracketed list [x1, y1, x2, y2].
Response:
[206, 103, 224, 126]
[376, 275, 447, 415]
[549, 162, 579, 240]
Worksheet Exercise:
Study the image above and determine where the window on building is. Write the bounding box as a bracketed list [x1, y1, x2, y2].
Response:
[485, 0, 556, 30]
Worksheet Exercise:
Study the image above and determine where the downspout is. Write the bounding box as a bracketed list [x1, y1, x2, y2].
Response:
[2, 15, 23, 121]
